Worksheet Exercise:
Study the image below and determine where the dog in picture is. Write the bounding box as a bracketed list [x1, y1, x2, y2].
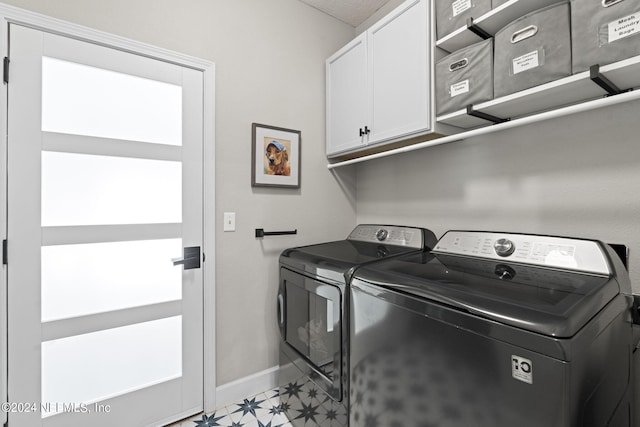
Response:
[265, 140, 291, 176]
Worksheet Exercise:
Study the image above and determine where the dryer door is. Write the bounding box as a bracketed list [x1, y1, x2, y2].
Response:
[279, 267, 343, 401]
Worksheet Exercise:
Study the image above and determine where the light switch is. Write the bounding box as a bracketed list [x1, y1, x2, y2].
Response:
[223, 212, 236, 232]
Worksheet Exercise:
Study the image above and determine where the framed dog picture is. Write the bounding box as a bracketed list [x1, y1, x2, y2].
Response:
[251, 123, 301, 188]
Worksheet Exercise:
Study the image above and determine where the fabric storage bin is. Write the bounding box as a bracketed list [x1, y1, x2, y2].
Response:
[571, 0, 640, 73]
[493, 1, 572, 98]
[436, 38, 494, 115]
[436, 0, 492, 40]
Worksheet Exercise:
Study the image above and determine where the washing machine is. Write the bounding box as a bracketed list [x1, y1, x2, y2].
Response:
[277, 224, 437, 426]
[349, 230, 637, 427]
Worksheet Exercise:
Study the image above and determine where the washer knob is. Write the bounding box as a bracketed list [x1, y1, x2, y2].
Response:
[494, 238, 515, 257]
[375, 228, 389, 241]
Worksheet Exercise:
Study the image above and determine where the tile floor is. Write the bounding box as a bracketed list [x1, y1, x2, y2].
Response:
[170, 389, 292, 427]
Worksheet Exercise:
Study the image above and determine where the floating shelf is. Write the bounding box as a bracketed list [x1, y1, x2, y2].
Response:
[327, 55, 640, 169]
[328, 89, 640, 169]
[436, 0, 559, 53]
[436, 55, 640, 129]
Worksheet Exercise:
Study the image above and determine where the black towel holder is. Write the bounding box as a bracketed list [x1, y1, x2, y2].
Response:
[255, 228, 297, 238]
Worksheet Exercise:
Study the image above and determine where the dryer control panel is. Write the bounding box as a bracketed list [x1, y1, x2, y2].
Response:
[347, 224, 424, 249]
[433, 231, 611, 275]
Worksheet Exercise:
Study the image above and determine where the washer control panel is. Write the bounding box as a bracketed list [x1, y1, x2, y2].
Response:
[433, 231, 610, 275]
[348, 225, 423, 249]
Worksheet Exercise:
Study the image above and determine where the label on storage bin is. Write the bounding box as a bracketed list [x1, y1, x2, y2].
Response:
[608, 12, 640, 43]
[512, 50, 540, 75]
[512, 355, 533, 384]
[452, 0, 472, 17]
[450, 80, 470, 97]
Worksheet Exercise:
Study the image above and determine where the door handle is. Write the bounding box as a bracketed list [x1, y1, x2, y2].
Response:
[172, 246, 201, 270]
[277, 291, 285, 340]
[278, 294, 284, 325]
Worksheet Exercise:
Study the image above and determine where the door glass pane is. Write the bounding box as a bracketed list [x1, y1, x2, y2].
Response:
[42, 56, 182, 146]
[41, 316, 182, 417]
[42, 151, 182, 226]
[42, 239, 182, 322]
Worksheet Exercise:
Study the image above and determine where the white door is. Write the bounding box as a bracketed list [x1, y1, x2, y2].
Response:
[6, 24, 204, 427]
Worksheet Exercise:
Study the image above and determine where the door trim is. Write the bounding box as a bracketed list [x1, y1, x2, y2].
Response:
[0, 3, 217, 422]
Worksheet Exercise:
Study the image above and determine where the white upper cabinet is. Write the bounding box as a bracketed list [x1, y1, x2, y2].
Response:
[326, 0, 444, 158]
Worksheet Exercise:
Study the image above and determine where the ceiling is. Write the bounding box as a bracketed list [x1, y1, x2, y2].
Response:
[298, 0, 394, 27]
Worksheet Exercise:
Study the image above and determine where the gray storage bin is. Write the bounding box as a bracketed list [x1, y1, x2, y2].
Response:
[436, 0, 492, 40]
[494, 2, 571, 98]
[571, 0, 640, 73]
[436, 38, 494, 115]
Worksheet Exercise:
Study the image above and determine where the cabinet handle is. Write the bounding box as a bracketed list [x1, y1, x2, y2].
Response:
[364, 126, 370, 135]
[359, 127, 364, 137]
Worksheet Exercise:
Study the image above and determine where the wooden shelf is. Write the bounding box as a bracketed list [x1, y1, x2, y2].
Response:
[436, 55, 640, 130]
[436, 0, 559, 53]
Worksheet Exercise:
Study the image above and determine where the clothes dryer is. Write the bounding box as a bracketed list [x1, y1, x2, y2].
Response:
[278, 224, 437, 427]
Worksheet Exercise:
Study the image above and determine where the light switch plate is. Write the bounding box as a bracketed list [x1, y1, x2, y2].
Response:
[223, 212, 236, 232]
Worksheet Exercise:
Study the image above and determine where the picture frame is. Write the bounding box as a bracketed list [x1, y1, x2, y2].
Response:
[251, 123, 301, 188]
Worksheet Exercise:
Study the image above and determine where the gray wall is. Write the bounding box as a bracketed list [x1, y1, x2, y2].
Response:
[1, 0, 357, 385]
[356, 99, 640, 292]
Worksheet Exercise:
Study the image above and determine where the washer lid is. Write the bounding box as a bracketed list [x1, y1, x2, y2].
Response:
[352, 251, 622, 338]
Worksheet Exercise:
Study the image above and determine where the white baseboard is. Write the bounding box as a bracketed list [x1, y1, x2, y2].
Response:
[214, 365, 279, 410]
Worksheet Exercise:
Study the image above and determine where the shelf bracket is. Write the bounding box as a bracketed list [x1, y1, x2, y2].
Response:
[589, 64, 628, 96]
[466, 17, 492, 40]
[466, 104, 510, 124]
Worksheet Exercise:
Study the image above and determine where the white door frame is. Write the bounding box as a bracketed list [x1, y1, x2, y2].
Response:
[0, 3, 216, 424]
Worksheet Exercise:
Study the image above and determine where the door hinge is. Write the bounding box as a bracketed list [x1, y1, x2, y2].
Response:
[2, 239, 7, 265]
[3, 57, 8, 84]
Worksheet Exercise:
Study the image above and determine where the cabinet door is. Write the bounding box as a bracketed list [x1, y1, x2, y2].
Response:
[326, 33, 367, 156]
[368, 0, 430, 145]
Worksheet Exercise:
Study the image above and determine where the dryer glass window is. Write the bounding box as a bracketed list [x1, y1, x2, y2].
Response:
[284, 276, 341, 382]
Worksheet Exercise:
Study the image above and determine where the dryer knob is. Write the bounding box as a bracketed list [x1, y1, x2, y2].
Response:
[375, 228, 389, 241]
[494, 238, 515, 257]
